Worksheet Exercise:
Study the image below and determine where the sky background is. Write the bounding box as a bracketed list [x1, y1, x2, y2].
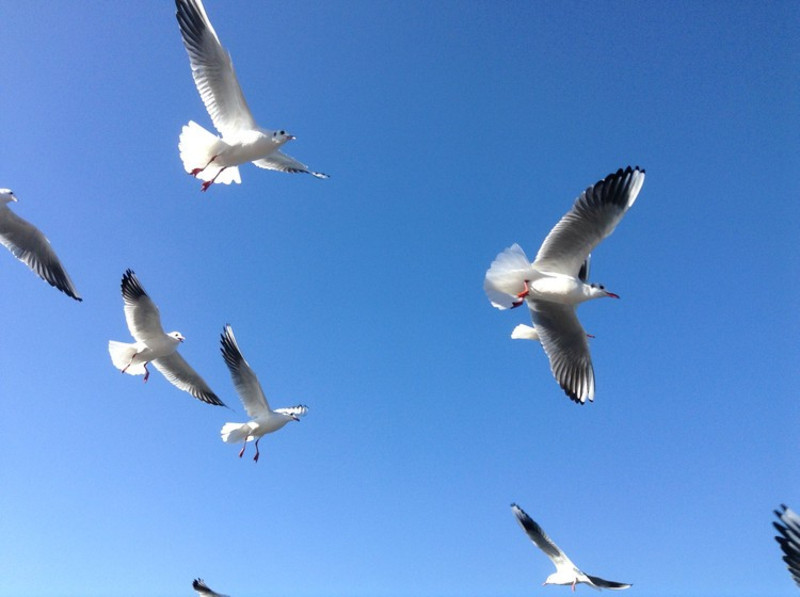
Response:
[1, 1, 798, 596]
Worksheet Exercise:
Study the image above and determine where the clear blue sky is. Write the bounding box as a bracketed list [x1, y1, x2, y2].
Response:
[1, 1, 798, 596]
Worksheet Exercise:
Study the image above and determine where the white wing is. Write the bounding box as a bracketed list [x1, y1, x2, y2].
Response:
[220, 324, 270, 417]
[775, 504, 800, 586]
[529, 301, 594, 403]
[176, 0, 256, 138]
[151, 352, 225, 407]
[253, 153, 330, 179]
[533, 166, 645, 277]
[0, 205, 81, 301]
[120, 269, 166, 342]
[192, 578, 230, 597]
[511, 504, 576, 571]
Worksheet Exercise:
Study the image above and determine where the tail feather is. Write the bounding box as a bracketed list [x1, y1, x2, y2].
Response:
[108, 341, 146, 376]
[178, 121, 241, 185]
[484, 243, 535, 309]
[220, 422, 253, 444]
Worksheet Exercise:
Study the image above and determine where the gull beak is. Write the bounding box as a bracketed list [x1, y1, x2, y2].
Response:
[286, 134, 296, 141]
[606, 291, 620, 299]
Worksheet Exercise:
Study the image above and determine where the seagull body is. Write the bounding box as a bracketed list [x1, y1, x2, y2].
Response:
[511, 503, 631, 591]
[219, 324, 308, 462]
[175, 0, 328, 190]
[0, 189, 81, 301]
[484, 166, 645, 403]
[192, 578, 229, 597]
[108, 269, 224, 407]
[774, 504, 800, 587]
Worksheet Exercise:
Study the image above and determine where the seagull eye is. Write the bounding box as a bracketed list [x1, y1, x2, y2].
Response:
[280, 130, 285, 135]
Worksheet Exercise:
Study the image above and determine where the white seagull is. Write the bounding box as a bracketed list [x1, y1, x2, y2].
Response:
[0, 189, 81, 301]
[219, 324, 308, 462]
[192, 579, 229, 597]
[511, 503, 631, 592]
[108, 269, 225, 407]
[175, 0, 328, 191]
[774, 504, 800, 587]
[484, 166, 645, 403]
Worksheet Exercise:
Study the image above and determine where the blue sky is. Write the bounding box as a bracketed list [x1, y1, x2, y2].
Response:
[1, 1, 798, 596]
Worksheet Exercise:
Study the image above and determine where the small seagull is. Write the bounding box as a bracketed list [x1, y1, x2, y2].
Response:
[773, 504, 800, 587]
[192, 578, 229, 597]
[175, 0, 328, 191]
[511, 503, 631, 592]
[219, 324, 308, 462]
[0, 189, 81, 301]
[484, 166, 645, 403]
[108, 269, 224, 407]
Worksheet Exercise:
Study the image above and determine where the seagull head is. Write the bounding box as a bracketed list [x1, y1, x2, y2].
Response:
[169, 331, 185, 343]
[588, 283, 619, 300]
[0, 189, 17, 204]
[272, 129, 296, 144]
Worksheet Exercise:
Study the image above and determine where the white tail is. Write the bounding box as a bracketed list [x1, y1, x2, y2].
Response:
[178, 121, 241, 184]
[220, 422, 253, 444]
[484, 243, 535, 309]
[108, 341, 146, 376]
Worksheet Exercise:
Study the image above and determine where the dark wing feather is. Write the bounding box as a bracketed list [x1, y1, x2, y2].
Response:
[774, 504, 800, 586]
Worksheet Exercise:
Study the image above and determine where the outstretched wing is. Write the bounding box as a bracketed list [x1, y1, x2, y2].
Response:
[511, 504, 572, 568]
[253, 152, 329, 179]
[151, 352, 225, 407]
[774, 504, 800, 586]
[533, 166, 645, 277]
[585, 574, 632, 590]
[176, 0, 256, 137]
[120, 269, 166, 342]
[0, 206, 81, 301]
[192, 578, 230, 597]
[220, 324, 270, 417]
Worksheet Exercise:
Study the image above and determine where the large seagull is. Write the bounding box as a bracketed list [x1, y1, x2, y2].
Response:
[175, 0, 328, 190]
[108, 269, 225, 407]
[511, 503, 631, 591]
[0, 189, 81, 301]
[484, 166, 645, 404]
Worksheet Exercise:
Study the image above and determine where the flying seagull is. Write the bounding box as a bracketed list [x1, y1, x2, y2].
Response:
[219, 324, 308, 462]
[175, 0, 328, 191]
[511, 503, 631, 591]
[484, 166, 645, 403]
[773, 504, 800, 587]
[192, 579, 229, 597]
[0, 189, 81, 301]
[108, 269, 225, 407]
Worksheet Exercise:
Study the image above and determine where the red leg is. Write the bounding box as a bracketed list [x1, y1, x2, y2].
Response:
[238, 441, 246, 458]
[190, 155, 217, 177]
[143, 364, 150, 383]
[200, 166, 227, 191]
[511, 281, 530, 308]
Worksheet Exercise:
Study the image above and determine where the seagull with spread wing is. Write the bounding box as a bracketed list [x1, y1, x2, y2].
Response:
[108, 269, 224, 407]
[774, 504, 800, 587]
[0, 189, 81, 301]
[511, 503, 631, 592]
[175, 0, 328, 191]
[484, 166, 645, 404]
[219, 324, 308, 462]
[192, 578, 229, 597]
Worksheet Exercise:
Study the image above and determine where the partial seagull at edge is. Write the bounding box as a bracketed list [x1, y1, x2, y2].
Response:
[219, 324, 308, 462]
[774, 504, 800, 587]
[484, 166, 645, 404]
[511, 503, 631, 592]
[193, 579, 230, 597]
[0, 189, 81, 301]
[175, 0, 328, 191]
[108, 269, 225, 407]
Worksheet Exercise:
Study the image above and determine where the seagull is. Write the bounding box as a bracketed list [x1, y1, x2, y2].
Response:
[108, 269, 225, 407]
[192, 579, 229, 597]
[175, 0, 328, 191]
[774, 504, 800, 587]
[0, 189, 81, 301]
[484, 166, 645, 403]
[511, 503, 631, 592]
[219, 324, 308, 462]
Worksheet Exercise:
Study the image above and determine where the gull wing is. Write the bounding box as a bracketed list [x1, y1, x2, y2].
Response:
[151, 352, 225, 407]
[533, 166, 645, 277]
[529, 301, 594, 404]
[192, 579, 230, 597]
[0, 205, 81, 301]
[585, 574, 632, 590]
[176, 0, 256, 138]
[220, 324, 270, 417]
[253, 153, 330, 179]
[774, 504, 800, 586]
[511, 504, 576, 571]
[120, 270, 166, 342]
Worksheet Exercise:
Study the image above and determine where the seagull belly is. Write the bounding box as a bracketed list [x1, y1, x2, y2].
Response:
[530, 275, 583, 304]
[218, 132, 282, 166]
